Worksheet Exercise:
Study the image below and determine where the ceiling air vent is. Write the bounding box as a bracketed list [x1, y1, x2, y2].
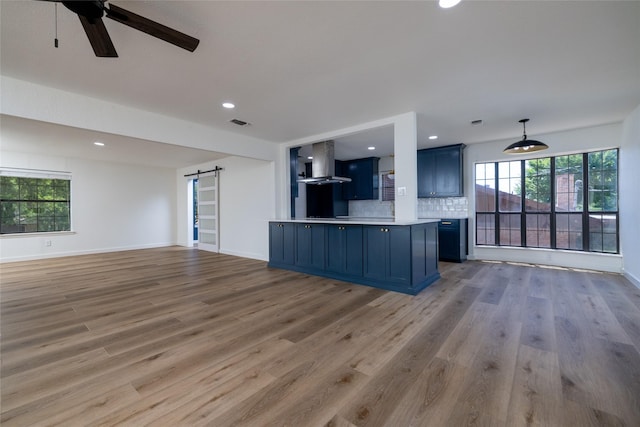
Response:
[230, 119, 250, 126]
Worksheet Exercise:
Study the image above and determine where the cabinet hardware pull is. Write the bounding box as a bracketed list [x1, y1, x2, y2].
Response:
[441, 221, 452, 225]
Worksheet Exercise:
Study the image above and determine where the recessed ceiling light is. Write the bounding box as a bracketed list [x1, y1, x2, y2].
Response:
[439, 0, 461, 8]
[428, 135, 438, 140]
[307, 156, 313, 160]
[368, 146, 375, 150]
[222, 102, 235, 109]
[93, 142, 105, 146]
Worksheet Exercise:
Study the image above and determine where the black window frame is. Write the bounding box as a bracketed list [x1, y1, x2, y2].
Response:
[475, 148, 619, 254]
[0, 172, 72, 235]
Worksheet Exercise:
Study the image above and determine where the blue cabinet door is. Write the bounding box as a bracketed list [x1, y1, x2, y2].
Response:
[417, 149, 436, 198]
[326, 224, 363, 276]
[342, 157, 379, 200]
[363, 226, 387, 281]
[295, 223, 325, 270]
[387, 226, 411, 285]
[363, 225, 410, 285]
[411, 222, 439, 284]
[269, 222, 295, 265]
[438, 219, 467, 262]
[326, 225, 345, 273]
[418, 144, 465, 198]
[344, 225, 364, 276]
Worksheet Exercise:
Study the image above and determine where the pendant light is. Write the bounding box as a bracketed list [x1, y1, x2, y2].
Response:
[503, 118, 549, 154]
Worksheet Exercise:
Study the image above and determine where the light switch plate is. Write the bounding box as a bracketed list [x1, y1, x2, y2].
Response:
[397, 186, 407, 196]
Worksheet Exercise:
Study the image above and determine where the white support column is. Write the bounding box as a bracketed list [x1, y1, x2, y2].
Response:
[393, 112, 418, 222]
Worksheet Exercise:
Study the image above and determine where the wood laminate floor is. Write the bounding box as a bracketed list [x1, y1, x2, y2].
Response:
[1, 247, 640, 426]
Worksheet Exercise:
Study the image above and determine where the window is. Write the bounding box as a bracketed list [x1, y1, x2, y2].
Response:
[475, 149, 618, 254]
[555, 154, 583, 250]
[0, 169, 71, 234]
[381, 171, 395, 202]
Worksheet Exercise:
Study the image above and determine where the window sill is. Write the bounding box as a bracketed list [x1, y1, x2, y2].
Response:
[471, 245, 623, 273]
[0, 231, 76, 238]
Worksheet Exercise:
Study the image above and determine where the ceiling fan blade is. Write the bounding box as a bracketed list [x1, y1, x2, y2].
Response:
[105, 4, 199, 52]
[79, 15, 118, 57]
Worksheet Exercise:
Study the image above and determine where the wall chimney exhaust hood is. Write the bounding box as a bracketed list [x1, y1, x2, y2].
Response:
[298, 140, 352, 185]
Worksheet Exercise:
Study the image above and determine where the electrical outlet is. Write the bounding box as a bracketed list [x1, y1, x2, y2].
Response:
[45, 240, 52, 247]
[397, 186, 407, 196]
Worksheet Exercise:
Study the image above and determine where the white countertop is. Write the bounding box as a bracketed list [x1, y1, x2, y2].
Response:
[271, 217, 440, 226]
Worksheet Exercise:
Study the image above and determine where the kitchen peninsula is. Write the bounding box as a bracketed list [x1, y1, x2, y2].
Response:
[268, 218, 439, 295]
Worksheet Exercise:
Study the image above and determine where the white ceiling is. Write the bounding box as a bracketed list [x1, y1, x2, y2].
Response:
[0, 115, 226, 169]
[1, 1, 639, 163]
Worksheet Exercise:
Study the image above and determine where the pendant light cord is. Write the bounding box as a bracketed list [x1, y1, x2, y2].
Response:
[520, 119, 528, 140]
[54, 3, 59, 48]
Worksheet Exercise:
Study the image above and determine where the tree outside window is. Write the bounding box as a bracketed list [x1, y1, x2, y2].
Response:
[475, 148, 618, 254]
[0, 175, 71, 234]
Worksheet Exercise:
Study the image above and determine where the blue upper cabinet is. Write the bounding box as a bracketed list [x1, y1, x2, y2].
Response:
[342, 157, 379, 200]
[417, 144, 465, 198]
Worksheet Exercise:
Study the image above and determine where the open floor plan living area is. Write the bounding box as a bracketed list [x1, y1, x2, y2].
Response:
[1, 1, 639, 425]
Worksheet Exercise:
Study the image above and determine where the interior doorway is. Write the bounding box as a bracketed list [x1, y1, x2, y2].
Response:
[194, 172, 219, 252]
[192, 178, 198, 244]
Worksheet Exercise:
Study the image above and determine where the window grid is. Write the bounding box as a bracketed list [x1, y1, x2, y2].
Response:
[475, 149, 618, 254]
[381, 172, 395, 202]
[0, 176, 71, 234]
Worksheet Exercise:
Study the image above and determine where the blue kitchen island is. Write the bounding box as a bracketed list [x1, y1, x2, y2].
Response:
[268, 218, 440, 295]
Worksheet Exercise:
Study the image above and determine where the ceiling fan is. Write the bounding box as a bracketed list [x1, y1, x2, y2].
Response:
[46, 0, 199, 57]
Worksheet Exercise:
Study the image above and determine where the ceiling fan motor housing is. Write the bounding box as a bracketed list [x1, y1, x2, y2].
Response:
[62, 0, 105, 20]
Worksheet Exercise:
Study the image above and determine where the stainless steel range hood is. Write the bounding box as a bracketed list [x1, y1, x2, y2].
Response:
[297, 140, 352, 185]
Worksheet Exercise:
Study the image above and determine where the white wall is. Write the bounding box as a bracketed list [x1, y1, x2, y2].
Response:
[1, 77, 278, 162]
[1, 151, 176, 262]
[620, 105, 640, 287]
[176, 156, 275, 261]
[464, 122, 625, 273]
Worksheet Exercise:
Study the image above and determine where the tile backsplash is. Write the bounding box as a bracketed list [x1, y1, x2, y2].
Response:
[349, 197, 468, 219]
[348, 200, 395, 218]
[417, 197, 469, 218]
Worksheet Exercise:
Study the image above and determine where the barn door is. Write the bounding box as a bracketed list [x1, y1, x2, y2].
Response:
[197, 172, 219, 252]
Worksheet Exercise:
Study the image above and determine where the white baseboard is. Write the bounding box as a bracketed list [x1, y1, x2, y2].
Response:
[469, 246, 623, 274]
[219, 248, 268, 262]
[624, 270, 640, 289]
[0, 242, 174, 263]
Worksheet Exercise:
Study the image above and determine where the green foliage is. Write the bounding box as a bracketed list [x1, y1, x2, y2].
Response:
[524, 158, 551, 206]
[513, 149, 617, 212]
[588, 149, 617, 211]
[0, 176, 71, 234]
